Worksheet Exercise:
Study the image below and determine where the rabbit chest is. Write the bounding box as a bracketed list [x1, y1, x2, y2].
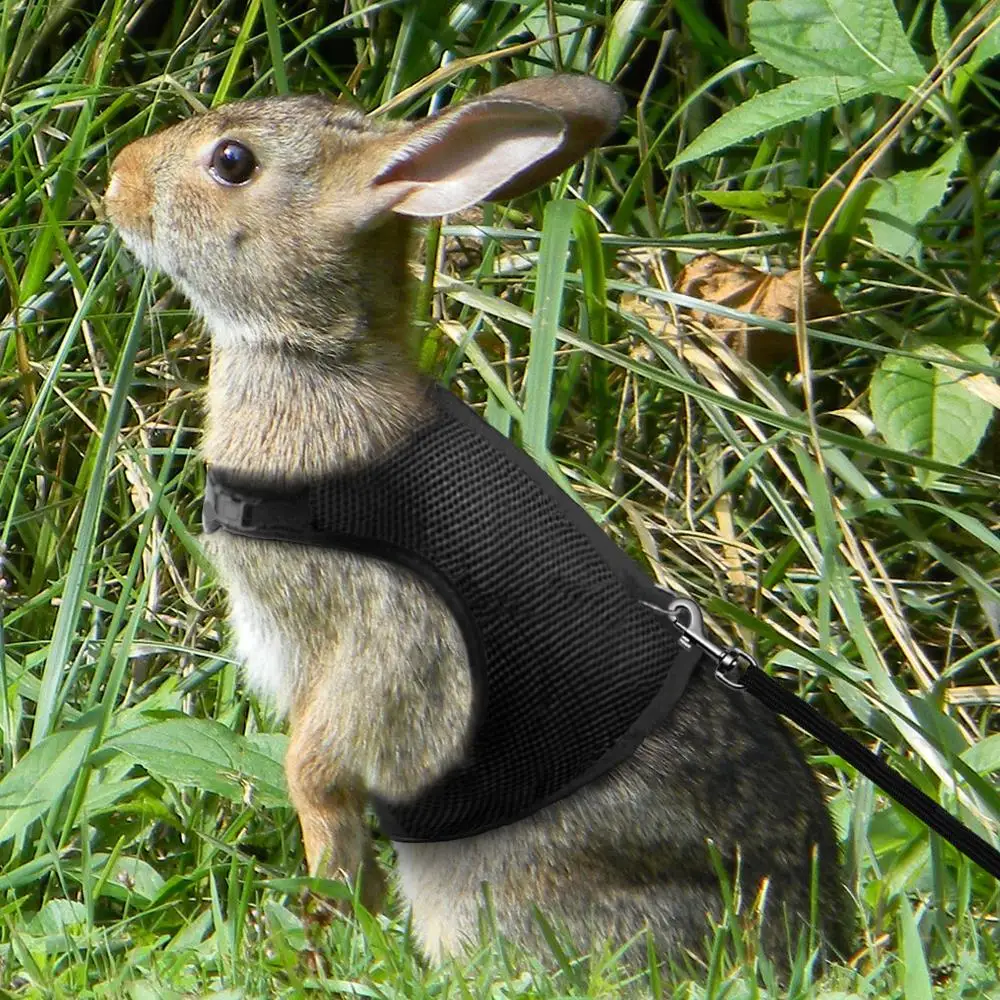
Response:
[203, 382, 702, 842]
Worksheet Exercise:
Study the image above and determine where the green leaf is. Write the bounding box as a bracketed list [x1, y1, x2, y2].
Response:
[865, 139, 966, 259]
[19, 99, 93, 303]
[602, 0, 652, 78]
[671, 75, 891, 166]
[28, 899, 87, 936]
[953, 14, 1000, 106]
[262, 877, 352, 901]
[698, 185, 843, 226]
[870, 341, 994, 484]
[31, 285, 148, 746]
[898, 896, 933, 1000]
[931, 0, 951, 63]
[522, 200, 577, 461]
[0, 727, 93, 845]
[966, 15, 1000, 77]
[261, 0, 289, 95]
[106, 718, 288, 808]
[212, 0, 263, 106]
[750, 0, 926, 83]
[961, 733, 1000, 775]
[89, 852, 166, 903]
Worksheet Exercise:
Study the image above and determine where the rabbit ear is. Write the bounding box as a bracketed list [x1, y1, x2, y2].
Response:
[372, 76, 624, 218]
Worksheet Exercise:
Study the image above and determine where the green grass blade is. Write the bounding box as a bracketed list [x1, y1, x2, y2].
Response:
[521, 199, 576, 461]
[30, 279, 147, 747]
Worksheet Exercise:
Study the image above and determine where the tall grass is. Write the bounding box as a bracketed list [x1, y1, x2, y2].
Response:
[1, 1, 998, 996]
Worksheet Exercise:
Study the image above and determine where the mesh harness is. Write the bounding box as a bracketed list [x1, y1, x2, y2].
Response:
[203, 382, 701, 843]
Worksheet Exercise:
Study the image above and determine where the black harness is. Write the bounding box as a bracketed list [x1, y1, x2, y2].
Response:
[203, 384, 1000, 879]
[203, 382, 701, 843]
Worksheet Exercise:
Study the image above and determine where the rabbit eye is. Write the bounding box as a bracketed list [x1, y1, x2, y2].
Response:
[209, 141, 258, 186]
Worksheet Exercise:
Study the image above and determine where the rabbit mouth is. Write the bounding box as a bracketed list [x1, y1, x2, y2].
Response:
[113, 223, 157, 271]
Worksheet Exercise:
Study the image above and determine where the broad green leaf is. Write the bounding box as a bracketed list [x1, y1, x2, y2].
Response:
[28, 899, 87, 936]
[246, 732, 290, 770]
[866, 139, 966, 259]
[263, 900, 308, 952]
[750, 0, 926, 83]
[672, 75, 891, 166]
[84, 777, 151, 816]
[106, 718, 288, 807]
[870, 341, 994, 484]
[898, 897, 933, 1000]
[0, 727, 93, 844]
[89, 852, 166, 903]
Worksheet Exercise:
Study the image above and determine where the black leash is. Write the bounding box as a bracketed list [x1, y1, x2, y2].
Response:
[645, 595, 1000, 882]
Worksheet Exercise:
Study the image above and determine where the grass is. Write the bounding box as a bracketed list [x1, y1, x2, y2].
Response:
[1, 0, 999, 995]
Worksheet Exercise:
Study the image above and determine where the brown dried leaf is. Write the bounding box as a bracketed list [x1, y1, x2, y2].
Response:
[675, 253, 840, 368]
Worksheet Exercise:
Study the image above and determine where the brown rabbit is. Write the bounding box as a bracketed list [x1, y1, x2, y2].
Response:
[105, 75, 848, 967]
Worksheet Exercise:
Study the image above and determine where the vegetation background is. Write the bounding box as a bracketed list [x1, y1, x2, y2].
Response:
[1, 0, 999, 996]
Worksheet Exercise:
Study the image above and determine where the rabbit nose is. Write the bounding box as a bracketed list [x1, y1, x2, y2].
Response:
[105, 137, 156, 223]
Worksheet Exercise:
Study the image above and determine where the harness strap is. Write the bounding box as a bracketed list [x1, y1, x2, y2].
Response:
[656, 597, 1000, 881]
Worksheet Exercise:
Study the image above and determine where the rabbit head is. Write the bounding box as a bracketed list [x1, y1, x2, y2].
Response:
[105, 77, 624, 355]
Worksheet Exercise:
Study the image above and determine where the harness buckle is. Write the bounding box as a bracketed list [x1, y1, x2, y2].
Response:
[212, 489, 259, 529]
[640, 592, 755, 690]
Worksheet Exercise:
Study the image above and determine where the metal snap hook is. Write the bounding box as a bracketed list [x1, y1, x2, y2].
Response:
[640, 590, 755, 690]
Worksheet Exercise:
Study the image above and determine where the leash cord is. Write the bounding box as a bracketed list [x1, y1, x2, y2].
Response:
[741, 663, 1000, 880]
[645, 595, 1000, 881]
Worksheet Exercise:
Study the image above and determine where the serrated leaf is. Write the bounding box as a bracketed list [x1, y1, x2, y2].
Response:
[750, 0, 926, 83]
[870, 341, 994, 484]
[672, 76, 892, 166]
[0, 727, 93, 845]
[866, 139, 966, 259]
[106, 718, 288, 807]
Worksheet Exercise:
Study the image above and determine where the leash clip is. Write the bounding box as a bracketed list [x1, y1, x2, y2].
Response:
[642, 594, 756, 690]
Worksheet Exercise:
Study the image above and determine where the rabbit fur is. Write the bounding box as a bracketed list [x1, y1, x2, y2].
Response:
[105, 75, 848, 966]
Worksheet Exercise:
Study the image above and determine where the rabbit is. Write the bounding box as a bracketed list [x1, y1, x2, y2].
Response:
[104, 74, 849, 968]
